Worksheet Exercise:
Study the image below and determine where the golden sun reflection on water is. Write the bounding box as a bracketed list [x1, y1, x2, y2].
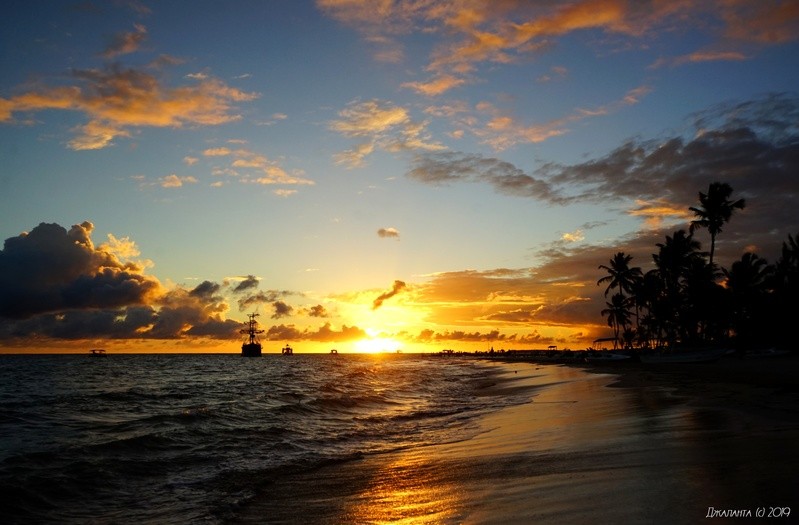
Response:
[341, 452, 464, 525]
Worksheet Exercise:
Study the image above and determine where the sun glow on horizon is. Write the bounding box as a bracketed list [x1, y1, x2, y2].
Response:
[355, 337, 403, 354]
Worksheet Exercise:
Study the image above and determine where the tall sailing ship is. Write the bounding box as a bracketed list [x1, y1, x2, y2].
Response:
[241, 313, 264, 357]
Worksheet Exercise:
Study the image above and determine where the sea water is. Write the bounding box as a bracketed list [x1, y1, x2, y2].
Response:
[0, 354, 525, 524]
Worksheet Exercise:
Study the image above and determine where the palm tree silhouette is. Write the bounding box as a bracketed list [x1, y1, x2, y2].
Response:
[689, 182, 745, 268]
[597, 252, 642, 300]
[601, 293, 631, 349]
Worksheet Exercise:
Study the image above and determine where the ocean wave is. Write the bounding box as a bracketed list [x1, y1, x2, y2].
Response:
[0, 354, 516, 524]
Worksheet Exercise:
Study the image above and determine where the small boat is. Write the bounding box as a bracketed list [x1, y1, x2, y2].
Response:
[89, 348, 107, 357]
[330, 349, 338, 355]
[241, 313, 263, 357]
[281, 344, 294, 355]
[640, 347, 730, 364]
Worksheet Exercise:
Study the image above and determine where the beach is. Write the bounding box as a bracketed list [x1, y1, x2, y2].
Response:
[236, 355, 799, 524]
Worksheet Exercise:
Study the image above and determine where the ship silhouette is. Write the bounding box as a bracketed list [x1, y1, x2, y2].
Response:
[241, 313, 263, 357]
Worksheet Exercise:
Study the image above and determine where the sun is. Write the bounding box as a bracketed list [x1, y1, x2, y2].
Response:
[355, 337, 402, 354]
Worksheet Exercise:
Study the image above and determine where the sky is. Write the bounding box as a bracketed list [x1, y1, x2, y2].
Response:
[1, 0, 798, 353]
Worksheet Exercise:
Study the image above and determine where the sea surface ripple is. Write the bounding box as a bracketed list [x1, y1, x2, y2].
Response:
[0, 353, 525, 524]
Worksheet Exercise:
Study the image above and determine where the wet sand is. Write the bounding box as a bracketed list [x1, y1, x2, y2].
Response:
[236, 356, 799, 524]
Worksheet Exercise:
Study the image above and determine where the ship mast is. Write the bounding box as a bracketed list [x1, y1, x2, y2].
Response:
[241, 313, 264, 345]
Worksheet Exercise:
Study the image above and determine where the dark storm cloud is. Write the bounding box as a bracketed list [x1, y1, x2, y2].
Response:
[271, 301, 294, 319]
[190, 280, 222, 299]
[232, 275, 260, 293]
[237, 290, 295, 312]
[0, 306, 156, 340]
[0, 221, 161, 319]
[311, 323, 366, 342]
[372, 280, 407, 310]
[407, 94, 799, 252]
[307, 304, 329, 318]
[414, 328, 554, 346]
[408, 152, 563, 203]
[412, 94, 799, 207]
[264, 323, 366, 342]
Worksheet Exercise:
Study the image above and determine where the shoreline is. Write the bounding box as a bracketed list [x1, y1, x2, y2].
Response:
[235, 357, 799, 524]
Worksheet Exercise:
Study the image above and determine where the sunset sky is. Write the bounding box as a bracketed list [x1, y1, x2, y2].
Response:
[1, 0, 798, 353]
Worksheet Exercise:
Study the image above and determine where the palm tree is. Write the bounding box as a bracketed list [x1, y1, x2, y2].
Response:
[601, 293, 631, 349]
[653, 230, 703, 293]
[724, 252, 773, 350]
[689, 182, 745, 268]
[652, 230, 703, 346]
[771, 233, 799, 349]
[597, 252, 642, 299]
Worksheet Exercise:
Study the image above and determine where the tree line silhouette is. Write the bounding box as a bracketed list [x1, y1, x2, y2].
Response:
[598, 182, 798, 352]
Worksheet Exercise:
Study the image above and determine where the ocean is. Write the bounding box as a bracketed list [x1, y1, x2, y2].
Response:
[0, 353, 528, 524]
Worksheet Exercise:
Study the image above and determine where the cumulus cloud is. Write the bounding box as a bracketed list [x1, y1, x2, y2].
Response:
[0, 222, 162, 319]
[372, 280, 407, 310]
[159, 174, 197, 188]
[0, 221, 240, 341]
[307, 304, 329, 318]
[0, 63, 258, 150]
[377, 227, 400, 239]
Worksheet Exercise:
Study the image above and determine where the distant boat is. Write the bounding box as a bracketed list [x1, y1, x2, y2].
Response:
[640, 347, 730, 364]
[330, 349, 338, 355]
[281, 344, 294, 355]
[241, 313, 263, 357]
[89, 348, 107, 357]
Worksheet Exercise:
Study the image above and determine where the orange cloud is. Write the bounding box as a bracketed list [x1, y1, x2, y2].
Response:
[330, 99, 445, 167]
[101, 24, 148, 58]
[401, 74, 466, 96]
[471, 85, 649, 150]
[720, 0, 799, 44]
[319, 0, 797, 96]
[159, 174, 198, 188]
[627, 199, 693, 228]
[651, 50, 748, 68]
[0, 65, 258, 150]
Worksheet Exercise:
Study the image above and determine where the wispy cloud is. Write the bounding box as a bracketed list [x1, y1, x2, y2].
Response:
[372, 280, 407, 310]
[101, 23, 148, 58]
[456, 85, 651, 151]
[318, 0, 799, 96]
[650, 50, 748, 69]
[330, 99, 445, 167]
[200, 146, 314, 188]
